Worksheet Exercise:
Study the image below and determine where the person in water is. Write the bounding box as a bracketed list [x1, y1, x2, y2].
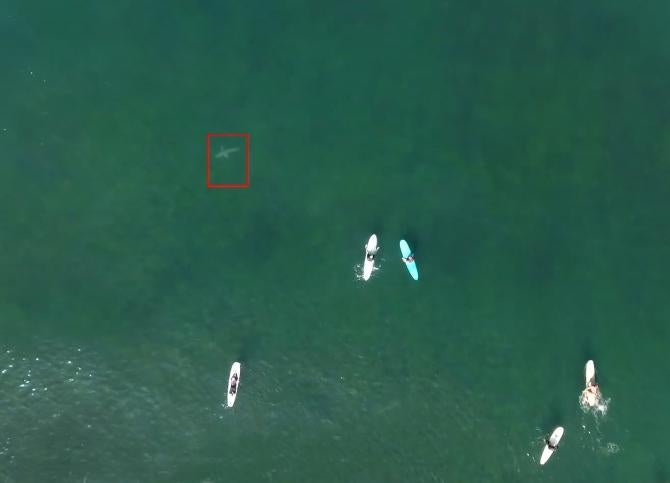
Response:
[229, 374, 238, 395]
[581, 382, 601, 406]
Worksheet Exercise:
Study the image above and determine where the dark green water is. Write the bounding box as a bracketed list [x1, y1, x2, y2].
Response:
[2, 1, 670, 481]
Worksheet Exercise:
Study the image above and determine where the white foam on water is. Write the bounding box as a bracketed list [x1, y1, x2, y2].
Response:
[353, 251, 385, 282]
[371, 260, 382, 276]
[353, 263, 365, 281]
[602, 441, 621, 455]
[578, 394, 623, 463]
[578, 392, 610, 417]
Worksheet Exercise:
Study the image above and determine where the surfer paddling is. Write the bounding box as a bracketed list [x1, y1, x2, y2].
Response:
[581, 382, 601, 407]
[366, 244, 378, 261]
[399, 240, 419, 280]
[362, 235, 379, 281]
[229, 373, 239, 395]
[580, 360, 602, 408]
[540, 426, 564, 465]
[227, 362, 241, 407]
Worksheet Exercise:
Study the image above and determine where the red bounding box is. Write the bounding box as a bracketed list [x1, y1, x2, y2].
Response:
[206, 133, 250, 188]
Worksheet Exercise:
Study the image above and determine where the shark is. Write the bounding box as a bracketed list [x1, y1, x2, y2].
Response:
[215, 146, 239, 159]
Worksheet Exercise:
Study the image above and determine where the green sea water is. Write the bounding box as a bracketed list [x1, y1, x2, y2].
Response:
[2, 1, 670, 481]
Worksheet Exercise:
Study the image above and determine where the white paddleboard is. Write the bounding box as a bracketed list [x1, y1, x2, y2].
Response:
[540, 426, 564, 465]
[363, 234, 378, 281]
[227, 362, 241, 407]
[585, 360, 596, 387]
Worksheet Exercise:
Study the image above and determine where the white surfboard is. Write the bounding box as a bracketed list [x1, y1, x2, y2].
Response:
[227, 362, 241, 407]
[363, 234, 378, 281]
[540, 426, 564, 465]
[585, 360, 596, 387]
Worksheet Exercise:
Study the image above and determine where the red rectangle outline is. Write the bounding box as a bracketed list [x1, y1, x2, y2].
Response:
[206, 133, 250, 188]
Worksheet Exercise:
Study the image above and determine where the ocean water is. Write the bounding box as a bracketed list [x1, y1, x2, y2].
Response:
[2, 0, 670, 481]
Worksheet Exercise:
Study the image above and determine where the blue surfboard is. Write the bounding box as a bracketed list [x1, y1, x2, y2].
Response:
[399, 240, 419, 280]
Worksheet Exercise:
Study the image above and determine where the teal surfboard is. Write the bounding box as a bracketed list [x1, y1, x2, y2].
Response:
[399, 240, 419, 280]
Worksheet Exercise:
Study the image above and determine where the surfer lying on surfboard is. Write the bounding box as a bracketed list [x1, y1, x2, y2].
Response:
[580, 360, 602, 408]
[229, 373, 239, 395]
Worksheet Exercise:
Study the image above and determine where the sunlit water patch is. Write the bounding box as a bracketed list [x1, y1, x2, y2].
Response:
[0, 341, 228, 481]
